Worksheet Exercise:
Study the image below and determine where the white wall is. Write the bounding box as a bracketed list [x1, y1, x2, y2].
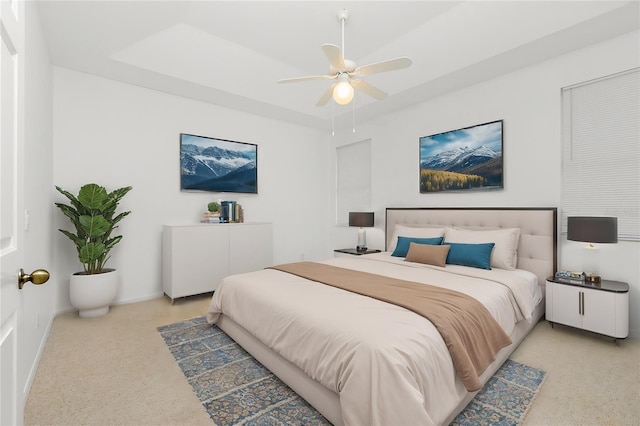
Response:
[52, 68, 331, 310]
[330, 31, 640, 336]
[50, 30, 639, 336]
[20, 0, 55, 408]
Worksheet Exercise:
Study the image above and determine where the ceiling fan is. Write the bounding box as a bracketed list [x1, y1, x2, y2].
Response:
[278, 9, 412, 106]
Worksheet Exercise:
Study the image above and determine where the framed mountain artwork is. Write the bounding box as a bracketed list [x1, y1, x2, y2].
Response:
[180, 133, 258, 194]
[419, 120, 503, 193]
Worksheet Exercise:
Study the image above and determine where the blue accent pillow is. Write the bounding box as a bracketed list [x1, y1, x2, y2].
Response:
[445, 242, 495, 270]
[391, 236, 443, 257]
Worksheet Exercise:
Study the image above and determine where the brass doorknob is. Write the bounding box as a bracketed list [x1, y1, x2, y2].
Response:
[18, 268, 50, 290]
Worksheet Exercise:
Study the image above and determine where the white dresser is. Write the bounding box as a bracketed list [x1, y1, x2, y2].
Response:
[162, 223, 273, 302]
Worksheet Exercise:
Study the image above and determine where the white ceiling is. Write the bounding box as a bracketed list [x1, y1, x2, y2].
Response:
[36, 1, 639, 130]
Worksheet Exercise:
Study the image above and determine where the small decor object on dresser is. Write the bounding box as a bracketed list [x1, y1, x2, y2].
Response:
[201, 201, 221, 223]
[207, 201, 220, 213]
[419, 120, 503, 193]
[219, 201, 244, 223]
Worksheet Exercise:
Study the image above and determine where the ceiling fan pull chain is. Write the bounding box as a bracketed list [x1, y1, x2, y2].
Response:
[352, 97, 356, 133]
[332, 100, 335, 136]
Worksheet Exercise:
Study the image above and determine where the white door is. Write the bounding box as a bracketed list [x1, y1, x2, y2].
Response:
[1, 0, 25, 424]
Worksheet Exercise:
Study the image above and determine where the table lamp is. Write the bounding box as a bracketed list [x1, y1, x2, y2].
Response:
[567, 216, 617, 282]
[349, 212, 374, 252]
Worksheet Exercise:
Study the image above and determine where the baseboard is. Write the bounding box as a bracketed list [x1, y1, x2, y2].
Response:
[21, 312, 55, 411]
[113, 291, 165, 306]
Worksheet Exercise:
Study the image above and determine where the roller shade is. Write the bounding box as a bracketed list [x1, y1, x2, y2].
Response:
[561, 68, 639, 241]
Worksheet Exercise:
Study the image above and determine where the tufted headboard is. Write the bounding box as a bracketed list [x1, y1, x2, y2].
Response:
[385, 207, 557, 285]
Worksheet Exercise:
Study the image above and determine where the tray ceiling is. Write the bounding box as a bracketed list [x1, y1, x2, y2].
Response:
[37, 1, 639, 130]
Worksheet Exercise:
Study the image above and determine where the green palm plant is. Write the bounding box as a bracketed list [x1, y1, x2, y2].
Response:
[55, 183, 132, 275]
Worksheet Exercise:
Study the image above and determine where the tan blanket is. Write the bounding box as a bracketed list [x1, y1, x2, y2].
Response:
[269, 261, 512, 392]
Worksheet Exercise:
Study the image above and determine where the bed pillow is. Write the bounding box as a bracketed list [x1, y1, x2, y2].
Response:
[404, 242, 450, 267]
[391, 236, 443, 257]
[388, 225, 445, 253]
[444, 242, 495, 270]
[443, 227, 521, 270]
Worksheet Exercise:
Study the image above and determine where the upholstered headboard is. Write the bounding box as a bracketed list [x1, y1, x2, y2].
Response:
[385, 207, 557, 285]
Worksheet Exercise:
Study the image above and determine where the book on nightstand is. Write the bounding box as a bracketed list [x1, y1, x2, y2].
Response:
[554, 277, 585, 285]
[554, 271, 585, 285]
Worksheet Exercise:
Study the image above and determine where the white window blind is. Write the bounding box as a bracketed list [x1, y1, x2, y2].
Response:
[336, 139, 371, 226]
[561, 68, 640, 240]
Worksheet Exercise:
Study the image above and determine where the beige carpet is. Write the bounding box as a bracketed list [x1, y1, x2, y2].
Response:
[25, 294, 639, 425]
[24, 295, 213, 426]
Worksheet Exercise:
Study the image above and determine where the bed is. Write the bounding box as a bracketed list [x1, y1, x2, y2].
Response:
[207, 207, 557, 425]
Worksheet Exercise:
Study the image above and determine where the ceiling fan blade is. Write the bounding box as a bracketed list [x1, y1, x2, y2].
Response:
[316, 84, 337, 106]
[321, 43, 345, 69]
[353, 57, 412, 77]
[351, 80, 387, 100]
[278, 75, 333, 84]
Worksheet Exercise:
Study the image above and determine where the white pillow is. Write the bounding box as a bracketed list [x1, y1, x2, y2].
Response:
[388, 225, 445, 253]
[443, 227, 521, 270]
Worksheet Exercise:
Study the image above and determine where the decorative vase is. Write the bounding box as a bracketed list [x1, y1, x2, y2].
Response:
[69, 268, 118, 318]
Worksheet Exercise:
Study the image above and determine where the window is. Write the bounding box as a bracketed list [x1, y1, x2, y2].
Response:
[561, 68, 639, 240]
[336, 139, 371, 226]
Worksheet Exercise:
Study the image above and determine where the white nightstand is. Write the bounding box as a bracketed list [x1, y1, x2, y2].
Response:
[545, 276, 629, 342]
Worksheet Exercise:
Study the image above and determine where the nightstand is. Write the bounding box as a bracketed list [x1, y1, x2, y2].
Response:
[334, 248, 381, 257]
[545, 276, 629, 341]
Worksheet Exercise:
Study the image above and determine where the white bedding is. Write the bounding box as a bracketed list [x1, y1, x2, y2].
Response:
[207, 253, 540, 426]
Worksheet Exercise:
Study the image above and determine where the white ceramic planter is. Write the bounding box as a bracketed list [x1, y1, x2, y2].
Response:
[69, 268, 118, 318]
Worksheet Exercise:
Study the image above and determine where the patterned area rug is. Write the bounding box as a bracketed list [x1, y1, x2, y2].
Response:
[158, 316, 546, 426]
[450, 359, 546, 425]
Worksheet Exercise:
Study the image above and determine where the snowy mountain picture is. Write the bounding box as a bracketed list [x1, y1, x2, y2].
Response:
[180, 134, 257, 193]
[419, 120, 503, 193]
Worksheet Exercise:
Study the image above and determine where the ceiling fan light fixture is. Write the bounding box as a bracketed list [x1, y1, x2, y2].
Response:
[333, 80, 354, 105]
[277, 8, 412, 111]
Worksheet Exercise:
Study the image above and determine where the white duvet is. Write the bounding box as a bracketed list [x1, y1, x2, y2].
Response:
[207, 253, 540, 426]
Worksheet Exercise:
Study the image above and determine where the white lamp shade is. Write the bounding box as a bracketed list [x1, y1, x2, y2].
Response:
[333, 81, 354, 105]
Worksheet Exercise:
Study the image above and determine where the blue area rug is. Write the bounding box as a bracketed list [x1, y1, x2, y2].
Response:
[158, 316, 546, 426]
[450, 358, 546, 425]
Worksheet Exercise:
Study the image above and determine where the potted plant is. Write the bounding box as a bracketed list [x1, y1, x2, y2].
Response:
[55, 183, 132, 317]
[202, 201, 221, 223]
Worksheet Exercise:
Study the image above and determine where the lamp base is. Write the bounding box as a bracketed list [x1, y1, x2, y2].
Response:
[356, 228, 367, 252]
[582, 245, 601, 278]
